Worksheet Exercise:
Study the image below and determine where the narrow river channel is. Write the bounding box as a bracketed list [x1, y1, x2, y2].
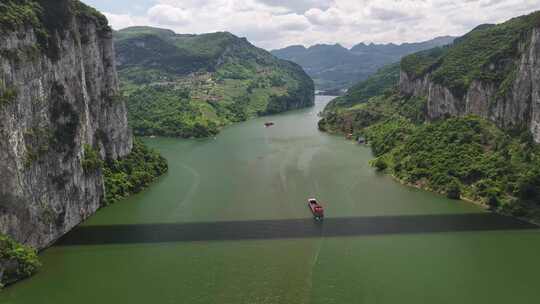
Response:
[3, 96, 540, 303]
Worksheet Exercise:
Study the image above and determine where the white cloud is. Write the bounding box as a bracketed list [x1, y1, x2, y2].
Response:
[305, 7, 343, 27]
[147, 4, 190, 26]
[257, 0, 333, 13]
[102, 0, 540, 50]
[103, 12, 148, 29]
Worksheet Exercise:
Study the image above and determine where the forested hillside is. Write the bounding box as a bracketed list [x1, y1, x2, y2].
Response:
[114, 27, 315, 138]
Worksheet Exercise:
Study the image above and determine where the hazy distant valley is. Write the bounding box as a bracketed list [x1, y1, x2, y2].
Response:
[271, 36, 455, 92]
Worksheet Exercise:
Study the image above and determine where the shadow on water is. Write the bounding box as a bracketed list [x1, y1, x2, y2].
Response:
[57, 213, 538, 246]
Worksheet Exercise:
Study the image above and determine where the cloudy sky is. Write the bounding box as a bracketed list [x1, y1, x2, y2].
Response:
[85, 0, 540, 50]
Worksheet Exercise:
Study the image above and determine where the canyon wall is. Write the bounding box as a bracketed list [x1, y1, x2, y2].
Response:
[0, 1, 132, 249]
[400, 27, 540, 143]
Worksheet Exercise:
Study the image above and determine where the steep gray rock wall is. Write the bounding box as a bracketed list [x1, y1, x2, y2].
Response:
[0, 5, 132, 249]
[399, 27, 540, 142]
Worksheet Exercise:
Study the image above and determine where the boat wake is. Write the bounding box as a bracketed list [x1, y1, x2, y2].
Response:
[171, 162, 201, 220]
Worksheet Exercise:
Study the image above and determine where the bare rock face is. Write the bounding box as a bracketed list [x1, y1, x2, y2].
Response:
[0, 1, 132, 249]
[399, 71, 429, 98]
[399, 27, 540, 143]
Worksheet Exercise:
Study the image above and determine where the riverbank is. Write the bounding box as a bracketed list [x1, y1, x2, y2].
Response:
[0, 236, 41, 289]
[325, 115, 540, 227]
[389, 174, 540, 227]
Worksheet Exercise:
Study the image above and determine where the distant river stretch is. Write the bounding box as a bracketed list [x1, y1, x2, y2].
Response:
[3, 96, 540, 304]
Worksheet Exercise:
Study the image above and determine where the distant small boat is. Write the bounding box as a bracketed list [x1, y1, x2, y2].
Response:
[308, 198, 324, 221]
[264, 122, 275, 127]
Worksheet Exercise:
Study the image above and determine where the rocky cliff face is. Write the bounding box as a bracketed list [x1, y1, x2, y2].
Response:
[0, 1, 132, 249]
[400, 21, 540, 143]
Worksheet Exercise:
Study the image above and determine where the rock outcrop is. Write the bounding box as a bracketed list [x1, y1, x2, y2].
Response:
[399, 14, 540, 143]
[0, 0, 132, 249]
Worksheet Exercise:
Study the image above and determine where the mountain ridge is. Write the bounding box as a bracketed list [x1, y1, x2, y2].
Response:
[271, 36, 455, 91]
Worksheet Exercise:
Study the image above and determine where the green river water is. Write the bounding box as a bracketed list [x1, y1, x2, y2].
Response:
[2, 96, 540, 303]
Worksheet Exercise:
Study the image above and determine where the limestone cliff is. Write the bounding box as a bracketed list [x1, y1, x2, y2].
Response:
[0, 0, 132, 249]
[399, 12, 540, 143]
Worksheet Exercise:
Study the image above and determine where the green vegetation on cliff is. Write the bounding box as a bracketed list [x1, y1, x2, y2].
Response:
[104, 139, 168, 205]
[0, 234, 41, 288]
[0, 1, 42, 31]
[401, 11, 540, 98]
[0, 0, 110, 60]
[114, 27, 314, 138]
[400, 47, 447, 79]
[0, 84, 18, 107]
[82, 144, 103, 173]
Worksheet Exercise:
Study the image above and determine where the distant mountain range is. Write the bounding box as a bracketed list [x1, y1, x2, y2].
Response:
[271, 36, 455, 91]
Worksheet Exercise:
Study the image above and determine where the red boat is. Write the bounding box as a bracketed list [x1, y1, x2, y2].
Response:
[264, 122, 275, 127]
[308, 198, 324, 220]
